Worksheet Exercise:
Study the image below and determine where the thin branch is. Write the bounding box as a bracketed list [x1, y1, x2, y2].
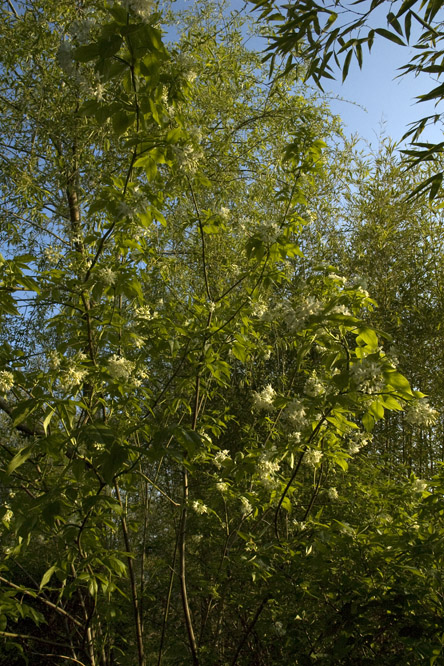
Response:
[230, 595, 271, 666]
[0, 576, 82, 628]
[6, 0, 19, 19]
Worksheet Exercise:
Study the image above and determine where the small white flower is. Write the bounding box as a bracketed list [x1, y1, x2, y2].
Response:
[3, 509, 13, 525]
[274, 621, 286, 636]
[0, 371, 14, 394]
[351, 359, 384, 394]
[124, 0, 153, 21]
[48, 351, 61, 370]
[284, 400, 306, 429]
[93, 82, 106, 101]
[135, 305, 157, 321]
[260, 221, 280, 244]
[107, 355, 135, 383]
[97, 267, 116, 286]
[412, 478, 428, 494]
[240, 496, 252, 516]
[59, 365, 88, 391]
[213, 450, 230, 469]
[347, 431, 372, 454]
[215, 481, 229, 493]
[253, 384, 276, 411]
[304, 373, 324, 397]
[405, 399, 438, 427]
[329, 273, 347, 284]
[219, 207, 230, 220]
[328, 487, 338, 500]
[251, 300, 268, 318]
[304, 449, 323, 467]
[332, 304, 351, 316]
[172, 144, 203, 174]
[43, 246, 62, 264]
[192, 500, 208, 515]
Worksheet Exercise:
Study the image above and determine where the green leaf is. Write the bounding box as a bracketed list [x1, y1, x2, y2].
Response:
[374, 28, 405, 46]
[99, 442, 129, 483]
[97, 35, 123, 58]
[384, 370, 412, 393]
[73, 43, 101, 62]
[10, 399, 38, 428]
[39, 565, 57, 591]
[7, 445, 34, 475]
[382, 395, 403, 411]
[112, 111, 134, 137]
[362, 412, 375, 432]
[232, 341, 248, 363]
[356, 327, 378, 348]
[342, 49, 353, 82]
[368, 399, 384, 420]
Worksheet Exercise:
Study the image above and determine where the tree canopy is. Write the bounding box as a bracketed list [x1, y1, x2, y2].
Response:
[0, 1, 443, 665]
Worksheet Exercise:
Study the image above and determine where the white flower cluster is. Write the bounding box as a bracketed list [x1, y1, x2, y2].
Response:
[185, 70, 197, 84]
[331, 304, 351, 316]
[257, 453, 280, 489]
[351, 359, 384, 394]
[2, 509, 13, 525]
[192, 500, 208, 515]
[161, 86, 175, 117]
[213, 449, 231, 469]
[44, 246, 62, 264]
[48, 351, 61, 370]
[405, 399, 438, 427]
[259, 222, 280, 244]
[107, 355, 135, 383]
[219, 207, 230, 220]
[328, 487, 339, 500]
[273, 297, 323, 332]
[124, 0, 153, 22]
[252, 384, 276, 411]
[60, 365, 88, 391]
[274, 621, 286, 637]
[304, 373, 324, 398]
[215, 480, 229, 494]
[97, 267, 116, 286]
[240, 496, 252, 516]
[329, 273, 347, 285]
[347, 430, 372, 455]
[0, 371, 14, 395]
[173, 144, 203, 174]
[135, 305, 157, 321]
[284, 400, 306, 429]
[306, 210, 317, 223]
[412, 478, 428, 494]
[251, 300, 268, 318]
[304, 449, 323, 467]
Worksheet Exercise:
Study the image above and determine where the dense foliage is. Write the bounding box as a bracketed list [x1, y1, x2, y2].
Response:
[0, 1, 443, 665]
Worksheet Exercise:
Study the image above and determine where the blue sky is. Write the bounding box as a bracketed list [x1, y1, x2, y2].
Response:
[167, 1, 442, 147]
[324, 34, 442, 147]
